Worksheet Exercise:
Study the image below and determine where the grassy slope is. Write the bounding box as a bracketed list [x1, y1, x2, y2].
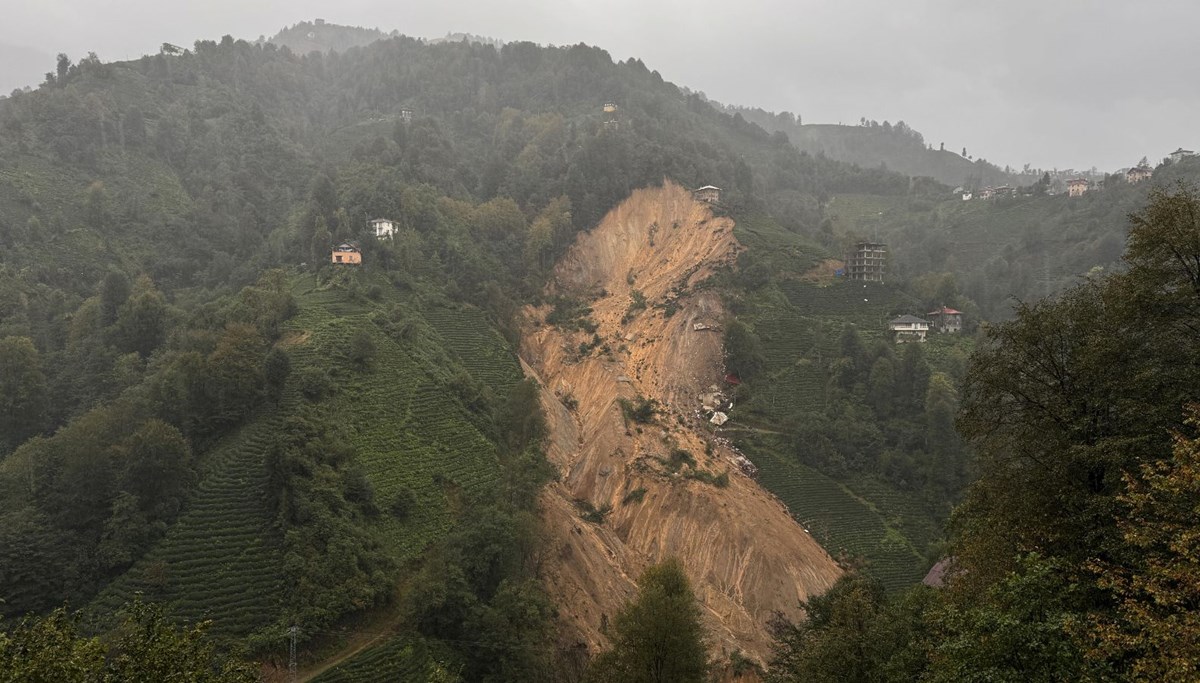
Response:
[89, 270, 519, 648]
[731, 213, 962, 590]
[306, 289, 525, 681]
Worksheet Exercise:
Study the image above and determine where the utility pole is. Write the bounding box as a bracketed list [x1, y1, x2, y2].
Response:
[288, 625, 298, 683]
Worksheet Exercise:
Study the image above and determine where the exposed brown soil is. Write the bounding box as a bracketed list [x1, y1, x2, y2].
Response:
[519, 181, 841, 666]
[800, 258, 846, 283]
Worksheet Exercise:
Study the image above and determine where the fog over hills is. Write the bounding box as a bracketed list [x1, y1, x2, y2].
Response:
[3, 1, 1197, 172]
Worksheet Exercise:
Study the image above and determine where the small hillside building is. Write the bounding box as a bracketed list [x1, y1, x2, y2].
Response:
[332, 242, 362, 265]
[888, 315, 930, 343]
[693, 185, 721, 204]
[1067, 178, 1089, 197]
[1126, 165, 1153, 184]
[847, 242, 887, 282]
[369, 218, 397, 239]
[1169, 148, 1195, 164]
[927, 306, 963, 333]
[602, 102, 619, 129]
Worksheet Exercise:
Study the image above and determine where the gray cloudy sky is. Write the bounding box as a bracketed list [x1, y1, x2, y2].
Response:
[3, 1, 1197, 171]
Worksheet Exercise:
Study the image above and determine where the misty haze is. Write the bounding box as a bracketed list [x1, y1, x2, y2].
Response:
[0, 3, 1198, 681]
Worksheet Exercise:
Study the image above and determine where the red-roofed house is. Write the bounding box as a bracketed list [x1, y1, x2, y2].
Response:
[927, 306, 963, 334]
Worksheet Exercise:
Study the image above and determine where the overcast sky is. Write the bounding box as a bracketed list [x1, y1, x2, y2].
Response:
[2, 1, 1196, 171]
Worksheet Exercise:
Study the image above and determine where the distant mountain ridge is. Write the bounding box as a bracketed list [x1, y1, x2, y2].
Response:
[721, 103, 1038, 189]
[261, 20, 505, 56]
[259, 20, 393, 54]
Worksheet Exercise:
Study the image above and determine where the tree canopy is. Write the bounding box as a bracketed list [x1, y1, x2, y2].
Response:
[587, 558, 708, 683]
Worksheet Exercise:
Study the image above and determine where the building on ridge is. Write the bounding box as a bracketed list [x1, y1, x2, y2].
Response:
[693, 185, 721, 204]
[1067, 178, 1089, 197]
[1168, 147, 1195, 164]
[603, 102, 619, 129]
[1126, 165, 1153, 184]
[846, 241, 887, 282]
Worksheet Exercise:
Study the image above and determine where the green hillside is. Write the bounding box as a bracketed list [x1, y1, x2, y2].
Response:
[6, 19, 1175, 679]
[85, 273, 517, 645]
[723, 212, 972, 585]
[825, 156, 1200, 319]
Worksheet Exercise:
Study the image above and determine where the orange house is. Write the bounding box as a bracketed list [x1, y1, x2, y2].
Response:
[331, 242, 362, 265]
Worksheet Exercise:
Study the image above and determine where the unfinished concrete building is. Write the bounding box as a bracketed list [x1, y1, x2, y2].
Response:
[846, 241, 887, 282]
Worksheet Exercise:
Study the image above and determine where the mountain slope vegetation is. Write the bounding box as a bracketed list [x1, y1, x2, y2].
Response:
[2, 19, 1194, 681]
[0, 29, 910, 676]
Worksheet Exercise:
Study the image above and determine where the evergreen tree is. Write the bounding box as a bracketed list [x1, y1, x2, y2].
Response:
[0, 336, 47, 452]
[587, 558, 708, 683]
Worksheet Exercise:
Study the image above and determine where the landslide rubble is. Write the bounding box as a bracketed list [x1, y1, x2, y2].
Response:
[519, 181, 842, 663]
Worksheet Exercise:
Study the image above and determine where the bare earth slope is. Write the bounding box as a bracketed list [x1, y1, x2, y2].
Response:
[519, 181, 841, 663]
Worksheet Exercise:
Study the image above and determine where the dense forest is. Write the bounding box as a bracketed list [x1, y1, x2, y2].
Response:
[0, 24, 1197, 681]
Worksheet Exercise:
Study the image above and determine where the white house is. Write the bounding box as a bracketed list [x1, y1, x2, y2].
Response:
[1126, 165, 1153, 184]
[888, 315, 931, 343]
[693, 185, 721, 204]
[1169, 148, 1196, 164]
[369, 218, 397, 239]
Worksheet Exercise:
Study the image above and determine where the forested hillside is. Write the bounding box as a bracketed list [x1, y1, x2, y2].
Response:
[2, 20, 1195, 681]
[0, 30, 930, 678]
[825, 157, 1200, 320]
[763, 185, 1200, 683]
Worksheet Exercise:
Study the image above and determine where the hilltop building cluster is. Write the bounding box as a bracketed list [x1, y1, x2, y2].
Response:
[958, 146, 1193, 202]
[887, 307, 963, 343]
[330, 216, 401, 265]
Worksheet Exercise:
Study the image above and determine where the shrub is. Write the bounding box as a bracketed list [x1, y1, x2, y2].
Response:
[389, 487, 418, 520]
[622, 488, 647, 506]
[575, 499, 611, 524]
[667, 449, 696, 472]
[297, 367, 332, 400]
[618, 396, 659, 424]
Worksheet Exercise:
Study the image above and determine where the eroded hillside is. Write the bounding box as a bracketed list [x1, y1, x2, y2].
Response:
[519, 181, 841, 664]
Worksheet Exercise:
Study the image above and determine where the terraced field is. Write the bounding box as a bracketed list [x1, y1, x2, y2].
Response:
[422, 302, 521, 394]
[285, 279, 505, 558]
[310, 637, 435, 682]
[89, 414, 286, 638]
[282, 278, 516, 676]
[777, 279, 916, 336]
[728, 212, 942, 592]
[90, 275, 516, 644]
[740, 436, 928, 591]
